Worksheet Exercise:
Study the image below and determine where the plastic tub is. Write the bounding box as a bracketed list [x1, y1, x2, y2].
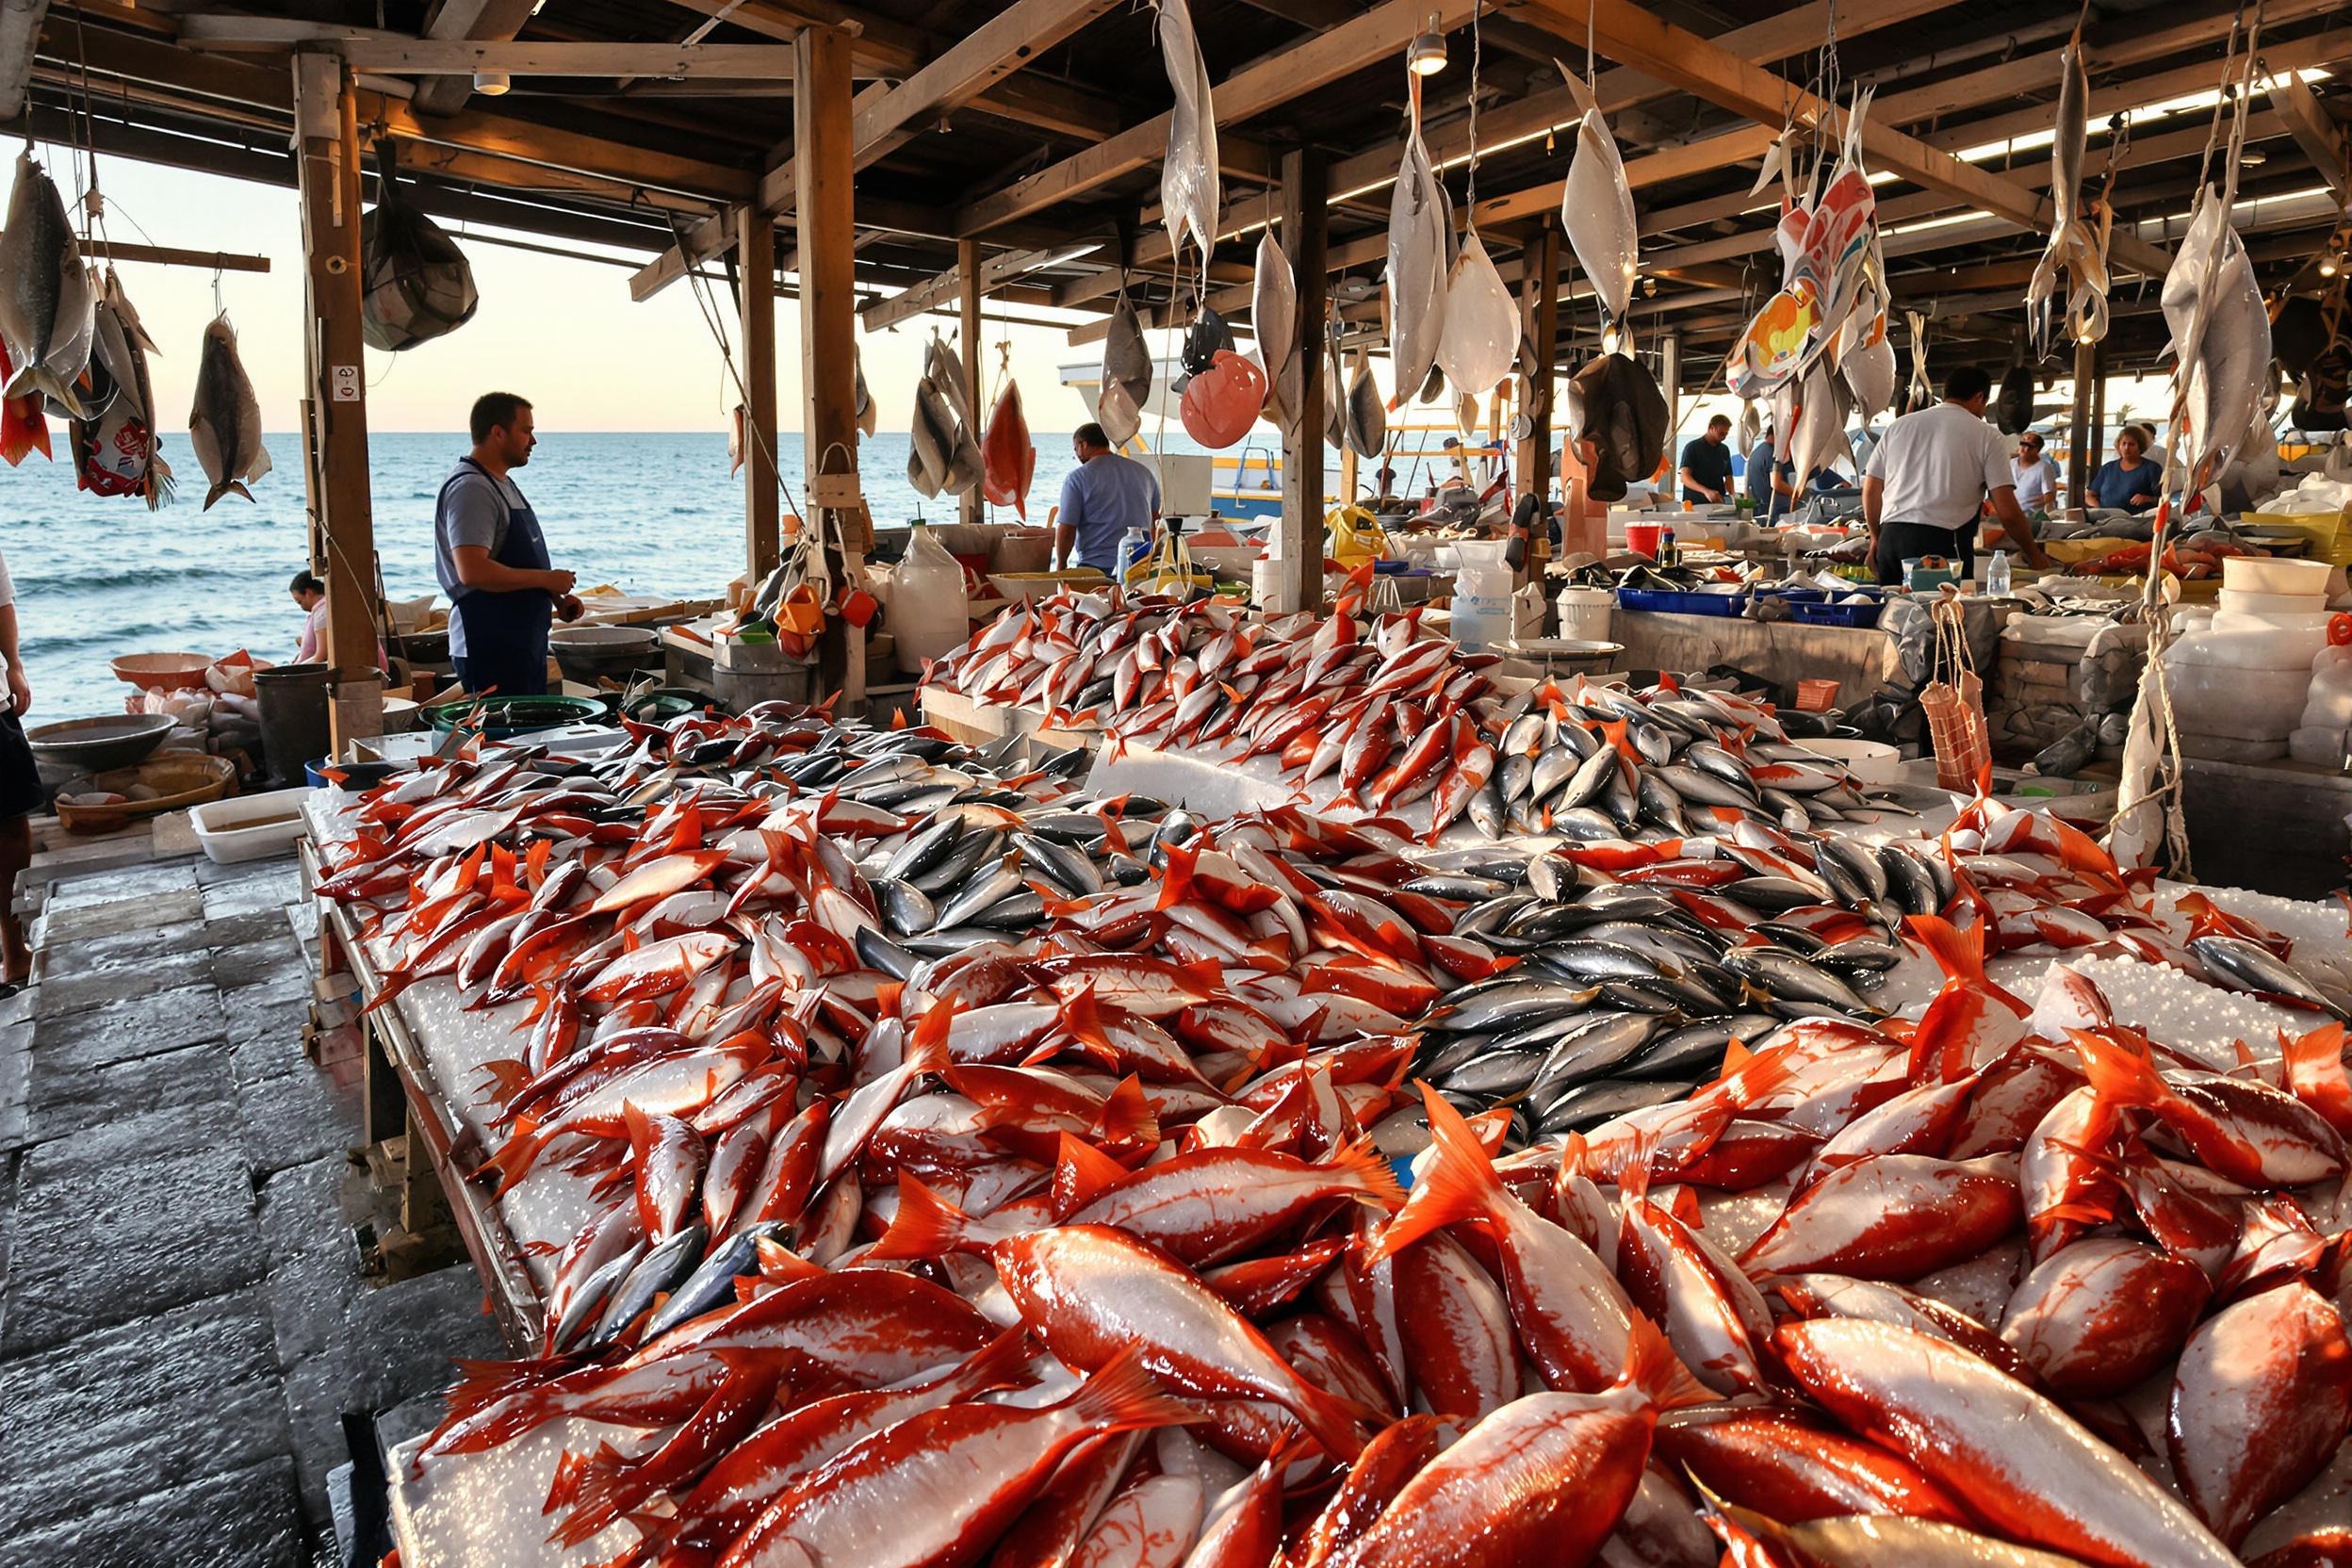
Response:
[1618, 587, 1747, 617]
[110, 651, 213, 691]
[1556, 585, 1614, 640]
[2215, 586, 2328, 616]
[190, 786, 313, 864]
[2212, 609, 2336, 634]
[2221, 556, 2331, 596]
[1625, 521, 1665, 559]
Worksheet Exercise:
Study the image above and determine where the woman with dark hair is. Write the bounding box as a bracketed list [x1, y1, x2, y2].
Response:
[290, 570, 328, 662]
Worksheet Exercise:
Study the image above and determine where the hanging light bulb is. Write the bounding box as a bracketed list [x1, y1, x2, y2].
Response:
[2322, 253, 2342, 278]
[473, 69, 512, 95]
[1407, 15, 1447, 75]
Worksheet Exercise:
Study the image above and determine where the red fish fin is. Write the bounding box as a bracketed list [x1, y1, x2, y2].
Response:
[754, 1234, 823, 1283]
[2281, 1022, 2352, 1135]
[1063, 1346, 1200, 1436]
[2066, 1029, 2168, 1114]
[866, 1173, 982, 1261]
[473, 1057, 532, 1106]
[1091, 1075, 1158, 1153]
[1054, 1132, 1131, 1218]
[941, 1326, 1040, 1398]
[1156, 840, 1199, 912]
[1329, 1135, 1407, 1211]
[1369, 1084, 1507, 1263]
[906, 1001, 956, 1076]
[1623, 1309, 1713, 1411]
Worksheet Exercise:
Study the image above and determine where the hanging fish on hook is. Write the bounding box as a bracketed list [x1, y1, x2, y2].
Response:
[1154, 0, 1220, 271]
[1555, 61, 1639, 340]
[854, 341, 878, 438]
[1438, 228, 1520, 403]
[2024, 34, 2112, 356]
[73, 270, 172, 506]
[2164, 185, 2270, 480]
[1098, 290, 1152, 446]
[1252, 227, 1298, 426]
[188, 314, 271, 510]
[1903, 308, 1933, 413]
[0, 151, 95, 417]
[1346, 347, 1386, 458]
[1387, 68, 1449, 410]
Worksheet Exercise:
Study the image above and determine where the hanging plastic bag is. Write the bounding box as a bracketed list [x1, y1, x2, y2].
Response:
[1920, 594, 1992, 790]
[361, 142, 479, 351]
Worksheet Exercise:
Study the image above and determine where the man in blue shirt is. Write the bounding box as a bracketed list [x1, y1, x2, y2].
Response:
[1054, 422, 1161, 575]
[1745, 428, 1795, 521]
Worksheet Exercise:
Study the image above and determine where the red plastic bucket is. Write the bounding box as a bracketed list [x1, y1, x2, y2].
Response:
[1625, 521, 1664, 559]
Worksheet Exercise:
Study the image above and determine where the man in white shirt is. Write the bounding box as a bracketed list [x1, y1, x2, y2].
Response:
[2012, 431, 2060, 514]
[1862, 366, 2053, 585]
[0, 549, 39, 991]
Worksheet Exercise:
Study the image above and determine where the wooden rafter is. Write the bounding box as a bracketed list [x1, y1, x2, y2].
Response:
[2264, 71, 2349, 205]
[0, 0, 46, 122]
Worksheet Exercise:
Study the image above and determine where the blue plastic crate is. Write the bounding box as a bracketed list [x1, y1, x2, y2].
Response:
[1784, 596, 1886, 629]
[1616, 587, 1749, 617]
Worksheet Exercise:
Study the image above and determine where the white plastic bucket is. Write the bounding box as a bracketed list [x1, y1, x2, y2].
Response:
[1556, 585, 1613, 641]
[2216, 586, 2328, 616]
[2220, 556, 2330, 596]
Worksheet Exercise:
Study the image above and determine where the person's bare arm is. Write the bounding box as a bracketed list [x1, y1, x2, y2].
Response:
[1677, 466, 1715, 501]
[1861, 475, 1886, 547]
[451, 545, 573, 596]
[0, 603, 26, 717]
[1987, 485, 2052, 569]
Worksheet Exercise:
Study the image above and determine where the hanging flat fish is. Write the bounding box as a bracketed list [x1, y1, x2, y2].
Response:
[908, 377, 956, 498]
[0, 151, 95, 416]
[924, 334, 987, 496]
[188, 314, 270, 509]
[2164, 186, 2270, 479]
[1737, 398, 1760, 452]
[2024, 37, 2111, 354]
[1788, 359, 1854, 489]
[854, 343, 878, 438]
[1556, 63, 1639, 334]
[1841, 316, 1896, 425]
[1324, 334, 1348, 451]
[1100, 293, 1152, 445]
[1904, 309, 1933, 413]
[1387, 71, 1449, 411]
[1438, 229, 1519, 401]
[1570, 351, 1668, 501]
[73, 271, 172, 507]
[728, 403, 747, 476]
[982, 380, 1036, 518]
[1154, 0, 1220, 270]
[1346, 349, 1385, 458]
[1253, 229, 1298, 426]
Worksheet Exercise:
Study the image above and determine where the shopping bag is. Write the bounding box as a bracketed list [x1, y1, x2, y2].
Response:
[1920, 593, 1991, 790]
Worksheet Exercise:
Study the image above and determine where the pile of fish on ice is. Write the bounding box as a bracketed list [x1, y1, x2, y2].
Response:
[924, 583, 1914, 843]
[310, 692, 2352, 1568]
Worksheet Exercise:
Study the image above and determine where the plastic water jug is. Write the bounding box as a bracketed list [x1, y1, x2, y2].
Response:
[1984, 550, 2011, 596]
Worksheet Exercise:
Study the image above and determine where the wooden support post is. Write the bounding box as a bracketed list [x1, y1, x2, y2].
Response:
[1515, 229, 1560, 585]
[2068, 335, 2096, 505]
[1277, 147, 1327, 616]
[796, 23, 865, 709]
[291, 52, 383, 752]
[739, 205, 782, 583]
[2088, 354, 2107, 507]
[957, 236, 984, 526]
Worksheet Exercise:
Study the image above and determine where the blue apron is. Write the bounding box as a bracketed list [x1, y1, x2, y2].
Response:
[444, 458, 551, 696]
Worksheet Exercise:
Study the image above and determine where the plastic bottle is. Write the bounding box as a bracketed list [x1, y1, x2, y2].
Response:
[1660, 525, 1677, 566]
[1117, 526, 1150, 580]
[1985, 549, 2011, 596]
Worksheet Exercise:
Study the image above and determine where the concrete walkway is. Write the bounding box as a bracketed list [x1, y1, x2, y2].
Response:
[0, 844, 500, 1566]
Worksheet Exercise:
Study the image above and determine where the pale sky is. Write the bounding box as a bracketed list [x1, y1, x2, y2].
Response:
[27, 140, 1109, 434]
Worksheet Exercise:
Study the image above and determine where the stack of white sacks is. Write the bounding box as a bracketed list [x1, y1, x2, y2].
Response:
[2165, 557, 2336, 762]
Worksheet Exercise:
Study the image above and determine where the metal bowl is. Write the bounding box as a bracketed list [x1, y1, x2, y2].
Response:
[26, 713, 176, 772]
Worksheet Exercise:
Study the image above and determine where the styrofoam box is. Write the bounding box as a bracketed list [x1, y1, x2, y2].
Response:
[2221, 556, 2331, 596]
[190, 786, 315, 864]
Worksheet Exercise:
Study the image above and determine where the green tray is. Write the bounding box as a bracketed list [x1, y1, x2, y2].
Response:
[420, 694, 611, 737]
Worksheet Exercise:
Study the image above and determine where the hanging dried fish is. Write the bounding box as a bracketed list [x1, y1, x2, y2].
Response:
[1154, 0, 1220, 270]
[1788, 358, 1854, 489]
[1252, 228, 1298, 426]
[1904, 309, 1933, 412]
[1386, 71, 1449, 410]
[0, 151, 94, 416]
[1569, 351, 1667, 501]
[2164, 186, 2271, 479]
[1346, 349, 1385, 458]
[1555, 63, 1639, 335]
[1099, 292, 1152, 445]
[1438, 229, 1520, 401]
[854, 343, 878, 437]
[188, 313, 270, 509]
[2024, 35, 2111, 354]
[1182, 303, 1234, 376]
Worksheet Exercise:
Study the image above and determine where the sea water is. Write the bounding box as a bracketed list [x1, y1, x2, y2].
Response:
[0, 430, 1224, 720]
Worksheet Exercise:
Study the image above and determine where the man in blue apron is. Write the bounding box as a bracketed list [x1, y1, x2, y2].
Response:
[433, 393, 580, 694]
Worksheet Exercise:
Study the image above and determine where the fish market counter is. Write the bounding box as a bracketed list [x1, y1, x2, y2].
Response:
[1606, 609, 1890, 703]
[299, 792, 607, 1356]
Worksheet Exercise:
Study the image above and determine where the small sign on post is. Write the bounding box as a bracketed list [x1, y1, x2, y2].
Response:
[331, 365, 362, 402]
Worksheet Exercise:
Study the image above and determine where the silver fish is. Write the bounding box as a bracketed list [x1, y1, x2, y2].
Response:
[0, 151, 95, 413]
[1386, 72, 1449, 410]
[2164, 185, 2269, 480]
[1154, 0, 1220, 269]
[2023, 37, 2110, 352]
[1556, 63, 1639, 332]
[1099, 292, 1152, 445]
[1438, 229, 1518, 400]
[1252, 227, 1298, 426]
[188, 314, 271, 509]
[1346, 349, 1385, 458]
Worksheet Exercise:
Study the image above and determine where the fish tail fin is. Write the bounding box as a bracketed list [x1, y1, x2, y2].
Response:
[473, 1056, 532, 1107]
[1053, 1130, 1131, 1217]
[204, 479, 253, 510]
[1063, 1346, 1198, 1435]
[1156, 839, 1199, 911]
[1091, 1074, 1158, 1153]
[754, 1233, 824, 1284]
[478, 1123, 550, 1197]
[941, 1325, 1040, 1398]
[0, 393, 48, 466]
[906, 999, 956, 1077]
[2280, 1021, 2351, 1134]
[866, 1172, 988, 1261]
[2067, 1028, 2167, 1114]
[1331, 1135, 1408, 1211]
[1904, 912, 2027, 1015]
[1622, 1309, 1712, 1412]
[1368, 1083, 1506, 1262]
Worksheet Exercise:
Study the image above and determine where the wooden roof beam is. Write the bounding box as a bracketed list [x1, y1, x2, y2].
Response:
[861, 241, 1101, 330]
[2264, 71, 2349, 206]
[1053, 0, 1947, 313]
[335, 41, 808, 77]
[755, 0, 1125, 214]
[954, 0, 1485, 238]
[1510, 0, 2174, 278]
